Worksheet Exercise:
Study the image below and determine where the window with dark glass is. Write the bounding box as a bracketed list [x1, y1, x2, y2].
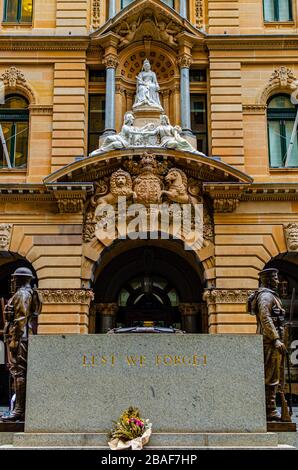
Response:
[88, 94, 105, 155]
[191, 95, 208, 155]
[0, 95, 29, 169]
[267, 94, 298, 167]
[3, 0, 33, 23]
[263, 0, 292, 22]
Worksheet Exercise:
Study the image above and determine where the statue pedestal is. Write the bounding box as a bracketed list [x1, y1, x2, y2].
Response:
[132, 106, 162, 127]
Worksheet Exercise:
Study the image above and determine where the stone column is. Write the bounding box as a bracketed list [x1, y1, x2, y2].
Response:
[109, 0, 117, 18]
[103, 54, 118, 135]
[180, 0, 187, 18]
[179, 303, 200, 333]
[98, 303, 119, 333]
[177, 54, 192, 135]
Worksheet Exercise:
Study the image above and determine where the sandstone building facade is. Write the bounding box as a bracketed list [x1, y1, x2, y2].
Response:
[0, 0, 297, 399]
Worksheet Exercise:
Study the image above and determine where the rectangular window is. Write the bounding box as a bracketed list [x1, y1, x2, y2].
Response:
[0, 122, 28, 168]
[88, 95, 105, 155]
[3, 0, 33, 23]
[263, 0, 292, 22]
[190, 94, 208, 155]
[268, 119, 298, 167]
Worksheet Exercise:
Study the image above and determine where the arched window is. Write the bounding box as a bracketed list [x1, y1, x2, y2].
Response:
[267, 94, 298, 168]
[3, 0, 33, 23]
[0, 95, 29, 169]
[263, 0, 292, 22]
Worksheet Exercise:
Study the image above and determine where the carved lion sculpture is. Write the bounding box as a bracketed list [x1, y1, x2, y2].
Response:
[99, 169, 136, 206]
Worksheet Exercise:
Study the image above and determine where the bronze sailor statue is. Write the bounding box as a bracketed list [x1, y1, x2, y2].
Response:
[248, 268, 292, 422]
[1, 267, 40, 422]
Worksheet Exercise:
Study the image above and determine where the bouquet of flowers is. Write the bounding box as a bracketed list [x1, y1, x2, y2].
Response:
[108, 407, 152, 450]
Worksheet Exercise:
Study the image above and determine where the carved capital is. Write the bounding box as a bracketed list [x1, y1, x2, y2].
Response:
[0, 223, 13, 251]
[284, 223, 298, 252]
[104, 54, 119, 69]
[38, 289, 94, 305]
[97, 303, 119, 316]
[177, 54, 192, 69]
[179, 303, 200, 316]
[203, 289, 255, 305]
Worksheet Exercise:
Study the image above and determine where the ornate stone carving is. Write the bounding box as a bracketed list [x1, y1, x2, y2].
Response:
[213, 198, 239, 213]
[203, 289, 255, 305]
[133, 153, 163, 204]
[284, 223, 298, 251]
[83, 154, 215, 249]
[92, 0, 101, 30]
[115, 10, 182, 49]
[177, 54, 192, 69]
[260, 66, 297, 104]
[53, 190, 86, 213]
[195, 0, 204, 29]
[0, 66, 25, 88]
[38, 289, 94, 305]
[0, 66, 35, 103]
[270, 66, 296, 88]
[162, 168, 199, 205]
[90, 112, 203, 156]
[100, 169, 135, 205]
[103, 54, 119, 69]
[0, 223, 12, 250]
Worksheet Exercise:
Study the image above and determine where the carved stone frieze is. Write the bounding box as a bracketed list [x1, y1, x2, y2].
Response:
[38, 289, 94, 305]
[284, 223, 298, 252]
[0, 223, 13, 250]
[203, 289, 255, 305]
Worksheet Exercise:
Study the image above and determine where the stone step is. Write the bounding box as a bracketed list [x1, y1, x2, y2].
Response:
[13, 432, 280, 448]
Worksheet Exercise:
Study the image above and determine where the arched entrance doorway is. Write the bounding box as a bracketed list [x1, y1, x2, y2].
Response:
[91, 240, 207, 334]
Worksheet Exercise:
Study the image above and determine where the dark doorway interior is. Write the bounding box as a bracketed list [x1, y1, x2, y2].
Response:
[92, 242, 207, 333]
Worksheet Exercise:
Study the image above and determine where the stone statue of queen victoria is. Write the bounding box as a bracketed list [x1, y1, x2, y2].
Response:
[90, 58, 204, 157]
[133, 59, 164, 111]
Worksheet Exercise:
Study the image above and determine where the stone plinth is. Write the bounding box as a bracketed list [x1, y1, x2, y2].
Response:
[132, 107, 162, 127]
[25, 334, 267, 434]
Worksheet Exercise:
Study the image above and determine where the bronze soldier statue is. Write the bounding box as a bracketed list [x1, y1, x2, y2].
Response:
[248, 268, 289, 421]
[1, 267, 40, 422]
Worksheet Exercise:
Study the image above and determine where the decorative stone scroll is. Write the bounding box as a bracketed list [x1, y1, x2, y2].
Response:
[284, 223, 298, 252]
[38, 289, 94, 305]
[0, 223, 12, 250]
